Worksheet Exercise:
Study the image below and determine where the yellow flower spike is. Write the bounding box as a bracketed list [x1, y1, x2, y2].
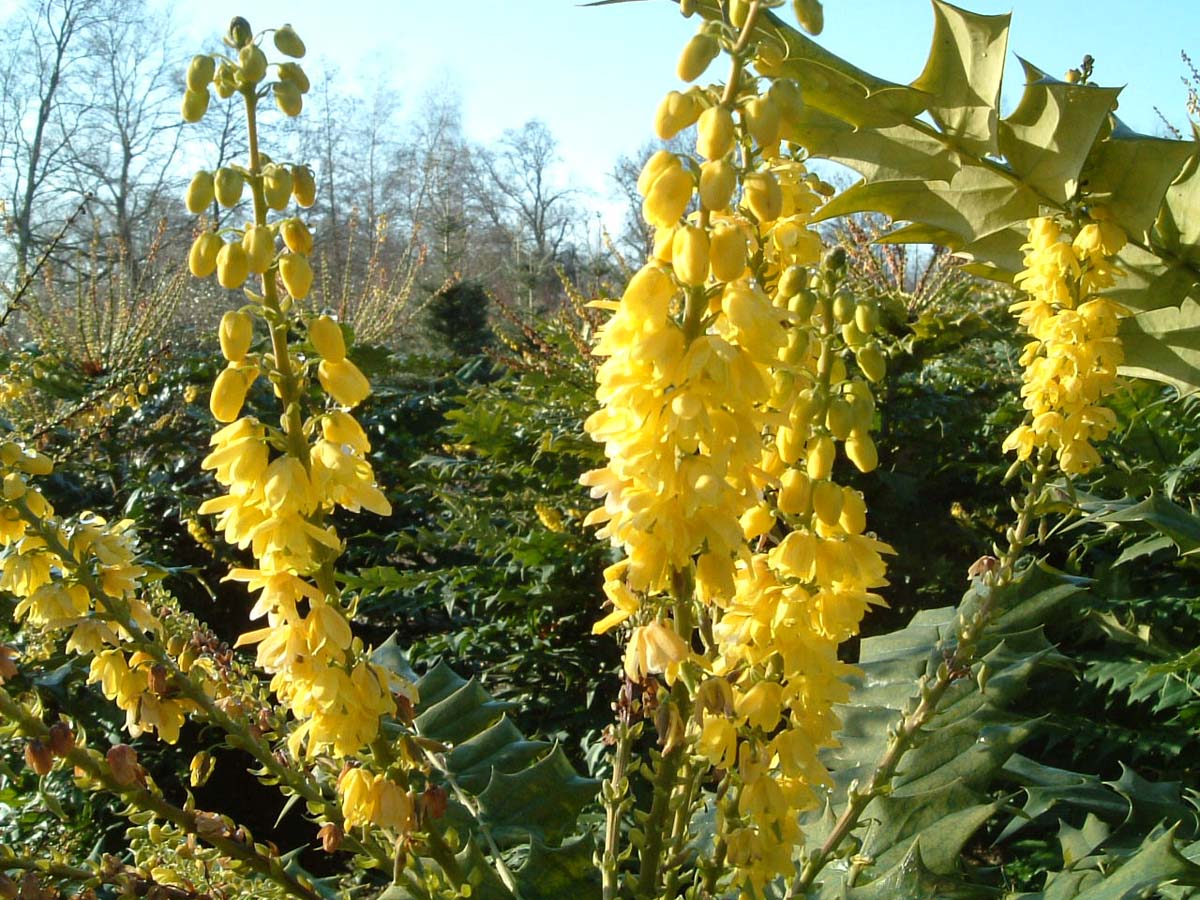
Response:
[214, 167, 244, 208]
[188, 232, 222, 279]
[216, 241, 250, 290]
[318, 358, 371, 408]
[677, 32, 720, 83]
[274, 24, 306, 58]
[210, 366, 252, 423]
[186, 55, 215, 92]
[709, 221, 747, 283]
[671, 224, 710, 287]
[181, 88, 209, 123]
[241, 226, 275, 274]
[696, 105, 735, 160]
[309, 316, 347, 363]
[278, 251, 313, 299]
[280, 218, 313, 254]
[263, 165, 293, 211]
[186, 171, 215, 214]
[238, 44, 268, 83]
[219, 311, 254, 363]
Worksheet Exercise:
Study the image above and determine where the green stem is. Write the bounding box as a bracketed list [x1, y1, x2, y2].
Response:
[601, 719, 634, 900]
[0, 686, 321, 900]
[787, 455, 1052, 896]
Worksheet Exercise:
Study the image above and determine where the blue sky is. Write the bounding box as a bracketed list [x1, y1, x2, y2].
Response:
[172, 1, 1200, 227]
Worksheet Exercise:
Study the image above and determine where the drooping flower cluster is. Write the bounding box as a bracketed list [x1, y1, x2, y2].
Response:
[584, 15, 893, 892]
[182, 19, 408, 771]
[1004, 213, 1128, 475]
[0, 444, 202, 743]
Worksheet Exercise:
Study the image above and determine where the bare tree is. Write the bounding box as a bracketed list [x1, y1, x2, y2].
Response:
[0, 0, 99, 279]
[66, 0, 184, 271]
[470, 119, 579, 309]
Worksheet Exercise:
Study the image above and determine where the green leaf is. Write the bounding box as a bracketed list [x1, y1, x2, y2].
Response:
[1120, 299, 1200, 396]
[997, 60, 1121, 205]
[911, 0, 1010, 157]
[1083, 123, 1194, 241]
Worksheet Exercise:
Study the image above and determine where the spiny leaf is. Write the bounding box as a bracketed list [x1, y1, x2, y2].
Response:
[911, 0, 1010, 157]
[997, 60, 1121, 205]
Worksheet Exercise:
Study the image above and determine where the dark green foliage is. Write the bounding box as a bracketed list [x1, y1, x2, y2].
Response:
[428, 280, 493, 357]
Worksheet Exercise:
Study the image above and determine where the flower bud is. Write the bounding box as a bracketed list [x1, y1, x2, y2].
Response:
[696, 105, 735, 160]
[185, 171, 215, 214]
[211, 366, 250, 423]
[698, 159, 735, 210]
[263, 165, 293, 210]
[654, 89, 703, 140]
[742, 171, 782, 223]
[214, 60, 238, 98]
[280, 218, 313, 254]
[226, 16, 253, 49]
[768, 79, 805, 121]
[216, 242, 250, 289]
[190, 751, 215, 787]
[777, 468, 811, 514]
[856, 342, 886, 383]
[832, 289, 856, 324]
[107, 744, 141, 786]
[638, 150, 677, 196]
[0, 646, 17, 682]
[188, 232, 223, 279]
[318, 358, 370, 407]
[219, 310, 254, 362]
[807, 434, 835, 481]
[187, 55, 216, 92]
[278, 61, 310, 94]
[317, 823, 343, 853]
[214, 167, 244, 207]
[274, 24, 306, 58]
[291, 166, 317, 207]
[24, 740, 52, 776]
[642, 164, 692, 229]
[812, 479, 844, 526]
[742, 96, 781, 149]
[238, 44, 268, 84]
[274, 81, 302, 117]
[840, 488, 867, 534]
[181, 88, 209, 124]
[793, 0, 824, 35]
[709, 221, 746, 283]
[671, 224, 709, 287]
[826, 397, 855, 439]
[241, 226, 275, 274]
[309, 315, 346, 362]
[845, 429, 878, 473]
[855, 301, 878, 334]
[729, 0, 751, 27]
[677, 32, 720, 83]
[278, 251, 313, 299]
[47, 722, 74, 757]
